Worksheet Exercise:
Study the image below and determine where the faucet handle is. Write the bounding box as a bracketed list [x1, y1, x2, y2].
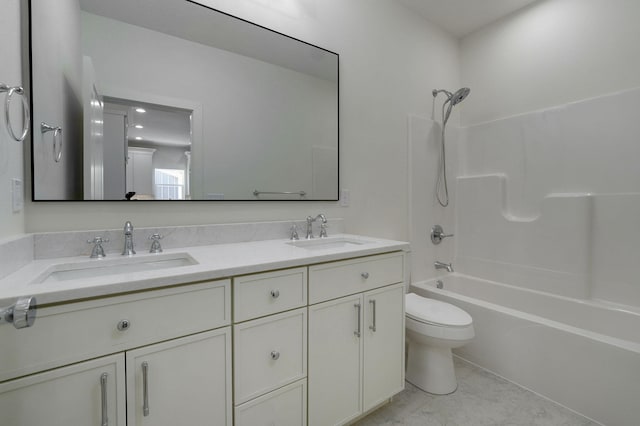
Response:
[87, 236, 109, 244]
[148, 233, 164, 253]
[290, 224, 299, 240]
[87, 237, 109, 258]
[319, 222, 329, 238]
[431, 225, 454, 245]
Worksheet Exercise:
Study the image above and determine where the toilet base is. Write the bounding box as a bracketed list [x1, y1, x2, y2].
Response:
[406, 341, 457, 395]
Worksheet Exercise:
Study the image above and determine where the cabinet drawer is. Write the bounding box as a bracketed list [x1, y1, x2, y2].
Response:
[0, 279, 231, 382]
[234, 308, 307, 404]
[234, 268, 307, 322]
[235, 379, 306, 426]
[309, 252, 404, 304]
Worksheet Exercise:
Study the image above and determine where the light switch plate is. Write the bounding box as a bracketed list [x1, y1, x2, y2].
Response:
[11, 178, 23, 212]
[339, 188, 350, 207]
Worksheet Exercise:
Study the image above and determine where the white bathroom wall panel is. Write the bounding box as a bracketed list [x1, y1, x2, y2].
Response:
[455, 175, 591, 299]
[407, 115, 458, 283]
[457, 88, 640, 307]
[591, 195, 640, 308]
[26, 0, 460, 237]
[460, 0, 640, 126]
[0, 0, 25, 238]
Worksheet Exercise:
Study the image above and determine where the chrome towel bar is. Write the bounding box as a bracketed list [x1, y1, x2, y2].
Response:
[253, 190, 306, 197]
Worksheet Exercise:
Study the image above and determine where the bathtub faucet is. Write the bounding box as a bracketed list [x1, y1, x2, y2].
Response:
[434, 261, 454, 273]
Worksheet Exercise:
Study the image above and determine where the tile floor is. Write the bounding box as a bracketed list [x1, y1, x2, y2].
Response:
[355, 358, 599, 426]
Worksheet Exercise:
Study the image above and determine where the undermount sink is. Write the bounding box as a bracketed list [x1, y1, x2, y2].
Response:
[33, 253, 198, 284]
[287, 237, 369, 251]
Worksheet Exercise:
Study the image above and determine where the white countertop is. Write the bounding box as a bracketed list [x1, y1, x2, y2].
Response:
[0, 234, 409, 306]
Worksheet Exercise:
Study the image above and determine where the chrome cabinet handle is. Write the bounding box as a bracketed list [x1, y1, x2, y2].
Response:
[354, 303, 361, 337]
[100, 373, 108, 426]
[369, 299, 377, 332]
[142, 362, 150, 417]
[270, 350, 280, 360]
[117, 319, 130, 331]
[270, 289, 280, 299]
[361, 272, 369, 279]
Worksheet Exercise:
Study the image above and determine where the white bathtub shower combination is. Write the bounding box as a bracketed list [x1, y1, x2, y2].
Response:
[411, 275, 640, 426]
[409, 88, 640, 426]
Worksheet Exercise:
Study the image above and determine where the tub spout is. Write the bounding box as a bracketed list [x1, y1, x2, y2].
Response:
[434, 261, 453, 272]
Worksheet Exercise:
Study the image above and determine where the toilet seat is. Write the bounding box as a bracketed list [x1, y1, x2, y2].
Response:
[405, 293, 472, 327]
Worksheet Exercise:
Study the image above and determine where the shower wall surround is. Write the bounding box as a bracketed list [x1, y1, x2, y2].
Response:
[456, 87, 640, 308]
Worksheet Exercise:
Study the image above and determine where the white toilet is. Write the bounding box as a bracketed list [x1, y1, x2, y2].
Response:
[405, 292, 474, 394]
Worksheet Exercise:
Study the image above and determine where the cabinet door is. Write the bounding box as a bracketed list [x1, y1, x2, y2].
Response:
[126, 328, 232, 426]
[308, 294, 363, 426]
[0, 354, 125, 426]
[363, 283, 405, 411]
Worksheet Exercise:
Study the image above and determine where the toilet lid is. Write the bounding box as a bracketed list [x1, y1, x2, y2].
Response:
[405, 293, 472, 327]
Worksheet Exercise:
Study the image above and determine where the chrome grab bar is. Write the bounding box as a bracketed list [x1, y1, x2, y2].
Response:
[0, 83, 30, 142]
[253, 190, 306, 197]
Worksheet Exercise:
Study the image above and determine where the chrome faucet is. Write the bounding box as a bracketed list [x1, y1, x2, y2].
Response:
[122, 221, 136, 256]
[434, 261, 453, 272]
[306, 214, 327, 239]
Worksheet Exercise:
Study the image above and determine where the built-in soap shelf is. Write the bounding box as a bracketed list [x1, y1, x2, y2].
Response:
[457, 173, 592, 222]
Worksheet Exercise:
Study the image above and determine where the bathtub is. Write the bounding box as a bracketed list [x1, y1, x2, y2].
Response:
[410, 274, 640, 426]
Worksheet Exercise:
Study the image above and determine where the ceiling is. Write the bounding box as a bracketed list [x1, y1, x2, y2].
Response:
[396, 0, 540, 38]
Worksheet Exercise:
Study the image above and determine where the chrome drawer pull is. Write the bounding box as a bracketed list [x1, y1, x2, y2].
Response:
[270, 289, 280, 299]
[361, 272, 370, 279]
[142, 362, 150, 416]
[100, 373, 108, 426]
[271, 350, 280, 360]
[354, 303, 361, 337]
[369, 299, 377, 332]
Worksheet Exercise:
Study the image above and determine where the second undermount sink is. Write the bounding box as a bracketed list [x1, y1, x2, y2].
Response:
[287, 237, 369, 251]
[33, 253, 198, 284]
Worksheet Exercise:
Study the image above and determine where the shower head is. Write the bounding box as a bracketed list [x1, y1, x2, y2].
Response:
[432, 87, 471, 105]
[451, 87, 470, 105]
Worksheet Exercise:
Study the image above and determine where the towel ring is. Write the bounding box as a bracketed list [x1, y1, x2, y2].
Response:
[41, 122, 63, 163]
[0, 83, 30, 143]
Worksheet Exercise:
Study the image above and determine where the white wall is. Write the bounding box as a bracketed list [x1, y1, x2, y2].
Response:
[0, 0, 25, 238]
[460, 0, 640, 126]
[25, 0, 460, 237]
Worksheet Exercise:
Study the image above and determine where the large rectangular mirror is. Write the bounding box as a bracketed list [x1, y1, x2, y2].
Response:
[29, 0, 339, 201]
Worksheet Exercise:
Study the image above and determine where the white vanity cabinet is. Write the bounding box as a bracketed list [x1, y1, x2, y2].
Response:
[308, 252, 405, 426]
[0, 279, 232, 426]
[233, 267, 308, 426]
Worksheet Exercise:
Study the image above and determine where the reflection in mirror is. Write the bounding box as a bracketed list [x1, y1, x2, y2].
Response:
[30, 0, 339, 201]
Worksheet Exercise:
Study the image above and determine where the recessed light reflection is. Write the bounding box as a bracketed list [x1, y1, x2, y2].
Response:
[135, 125, 144, 129]
[135, 108, 146, 113]
[135, 137, 142, 140]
